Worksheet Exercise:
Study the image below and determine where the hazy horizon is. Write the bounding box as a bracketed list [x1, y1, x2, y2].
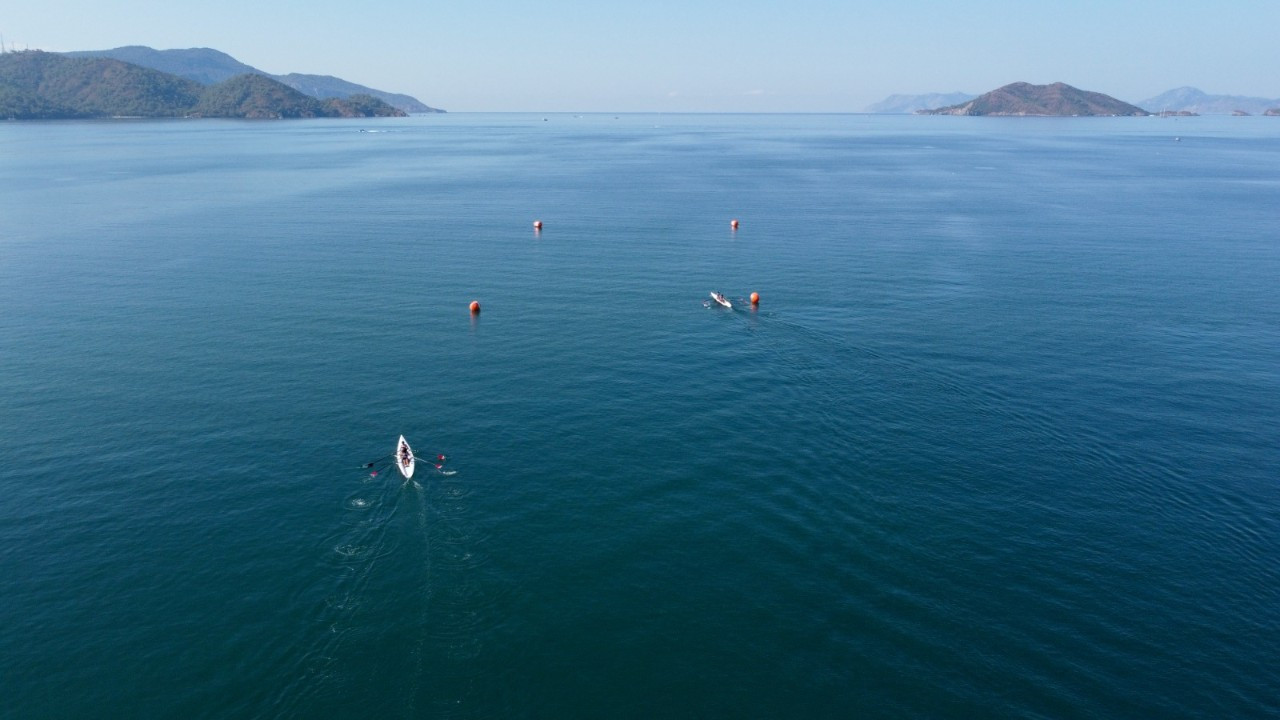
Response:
[7, 1, 1279, 112]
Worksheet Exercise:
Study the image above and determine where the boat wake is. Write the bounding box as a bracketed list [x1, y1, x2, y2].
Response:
[268, 472, 414, 716]
[263, 451, 497, 717]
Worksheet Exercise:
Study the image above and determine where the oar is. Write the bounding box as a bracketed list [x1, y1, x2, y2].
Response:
[360, 454, 392, 469]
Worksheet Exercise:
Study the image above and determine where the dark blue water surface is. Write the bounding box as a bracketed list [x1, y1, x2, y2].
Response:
[2, 114, 1277, 718]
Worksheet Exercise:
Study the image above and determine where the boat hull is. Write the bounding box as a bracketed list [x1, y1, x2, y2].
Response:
[396, 435, 415, 479]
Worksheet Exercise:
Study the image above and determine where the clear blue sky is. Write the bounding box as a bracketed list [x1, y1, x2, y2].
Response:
[6, 1, 1279, 111]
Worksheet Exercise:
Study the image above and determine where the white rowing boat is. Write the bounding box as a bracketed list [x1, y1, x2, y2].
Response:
[396, 435, 415, 479]
[710, 291, 732, 309]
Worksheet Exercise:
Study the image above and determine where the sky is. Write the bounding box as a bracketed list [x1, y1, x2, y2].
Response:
[6, 1, 1280, 112]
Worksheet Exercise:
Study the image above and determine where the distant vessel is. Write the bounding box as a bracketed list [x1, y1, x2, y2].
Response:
[710, 291, 732, 309]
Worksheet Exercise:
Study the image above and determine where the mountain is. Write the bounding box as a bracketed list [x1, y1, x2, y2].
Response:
[0, 83, 94, 119]
[1138, 87, 1280, 116]
[190, 73, 405, 119]
[64, 46, 256, 85]
[0, 51, 405, 119]
[0, 50, 202, 118]
[272, 73, 432, 114]
[919, 82, 1149, 116]
[63, 46, 443, 113]
[866, 92, 975, 114]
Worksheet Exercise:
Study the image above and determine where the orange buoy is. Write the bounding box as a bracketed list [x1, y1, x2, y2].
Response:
[750, 292, 759, 305]
[533, 220, 543, 230]
[469, 301, 480, 314]
[730, 219, 739, 230]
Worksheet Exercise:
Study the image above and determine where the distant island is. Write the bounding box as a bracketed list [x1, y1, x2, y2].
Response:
[865, 92, 976, 114]
[1139, 87, 1280, 116]
[0, 50, 410, 120]
[63, 46, 442, 114]
[918, 82, 1149, 116]
[872, 85, 1280, 117]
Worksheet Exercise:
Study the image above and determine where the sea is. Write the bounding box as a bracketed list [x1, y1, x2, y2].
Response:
[1, 113, 1277, 719]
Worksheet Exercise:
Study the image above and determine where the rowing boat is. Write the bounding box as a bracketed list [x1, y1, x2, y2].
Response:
[710, 291, 732, 309]
[396, 435, 415, 479]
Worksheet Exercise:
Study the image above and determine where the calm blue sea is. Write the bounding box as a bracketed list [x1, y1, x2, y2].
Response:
[2, 113, 1277, 719]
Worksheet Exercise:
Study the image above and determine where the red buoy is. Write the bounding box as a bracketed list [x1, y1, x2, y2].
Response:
[469, 301, 480, 314]
[750, 292, 759, 305]
[533, 220, 543, 230]
[731, 219, 740, 230]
